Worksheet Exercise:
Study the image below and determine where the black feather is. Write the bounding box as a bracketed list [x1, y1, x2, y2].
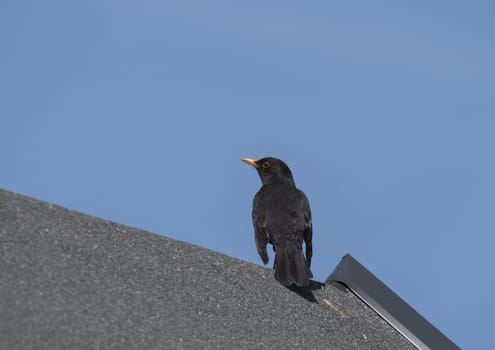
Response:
[245, 157, 313, 287]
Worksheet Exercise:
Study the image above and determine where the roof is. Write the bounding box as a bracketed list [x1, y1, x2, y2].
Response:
[0, 188, 441, 349]
[328, 254, 460, 350]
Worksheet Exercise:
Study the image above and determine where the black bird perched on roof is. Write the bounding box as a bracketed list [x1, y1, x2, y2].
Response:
[241, 157, 313, 287]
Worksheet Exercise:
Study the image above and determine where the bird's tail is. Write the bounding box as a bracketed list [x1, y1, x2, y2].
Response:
[274, 241, 312, 287]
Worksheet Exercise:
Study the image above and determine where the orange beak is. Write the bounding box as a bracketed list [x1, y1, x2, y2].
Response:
[240, 158, 259, 168]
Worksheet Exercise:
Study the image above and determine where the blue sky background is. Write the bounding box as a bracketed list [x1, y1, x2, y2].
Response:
[2, 1, 494, 348]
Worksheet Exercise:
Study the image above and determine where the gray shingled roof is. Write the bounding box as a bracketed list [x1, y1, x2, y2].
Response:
[0, 188, 416, 349]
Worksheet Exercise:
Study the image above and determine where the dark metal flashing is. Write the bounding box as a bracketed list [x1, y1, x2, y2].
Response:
[326, 254, 460, 350]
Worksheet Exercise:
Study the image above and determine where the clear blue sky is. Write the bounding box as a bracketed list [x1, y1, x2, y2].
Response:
[2, 1, 494, 348]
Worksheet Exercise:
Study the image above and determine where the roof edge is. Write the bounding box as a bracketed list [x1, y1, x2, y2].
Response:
[326, 254, 460, 350]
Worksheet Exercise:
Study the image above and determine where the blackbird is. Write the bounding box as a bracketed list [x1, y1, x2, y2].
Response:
[241, 157, 313, 287]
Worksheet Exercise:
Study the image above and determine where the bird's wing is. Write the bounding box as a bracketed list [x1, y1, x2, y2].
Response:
[300, 191, 313, 269]
[252, 193, 270, 265]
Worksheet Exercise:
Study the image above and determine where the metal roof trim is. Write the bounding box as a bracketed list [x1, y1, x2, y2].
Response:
[326, 254, 460, 350]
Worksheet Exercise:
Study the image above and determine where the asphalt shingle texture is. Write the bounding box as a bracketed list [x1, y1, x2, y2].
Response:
[0, 189, 416, 349]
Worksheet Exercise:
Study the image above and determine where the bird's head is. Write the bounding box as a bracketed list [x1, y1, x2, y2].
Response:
[241, 157, 295, 186]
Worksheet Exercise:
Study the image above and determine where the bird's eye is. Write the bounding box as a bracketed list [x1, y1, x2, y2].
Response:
[262, 161, 271, 168]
